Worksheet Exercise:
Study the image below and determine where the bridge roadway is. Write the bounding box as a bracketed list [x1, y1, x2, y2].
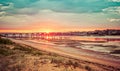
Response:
[0, 33, 67, 39]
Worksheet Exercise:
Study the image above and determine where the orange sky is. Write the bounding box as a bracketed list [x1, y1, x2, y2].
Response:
[0, 0, 120, 33]
[0, 20, 120, 33]
[0, 27, 120, 33]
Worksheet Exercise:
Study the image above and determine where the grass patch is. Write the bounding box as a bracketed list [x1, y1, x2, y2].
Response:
[0, 38, 43, 56]
[65, 60, 80, 68]
[13, 44, 43, 56]
[0, 38, 14, 44]
[50, 56, 81, 68]
[0, 45, 14, 56]
[85, 65, 93, 71]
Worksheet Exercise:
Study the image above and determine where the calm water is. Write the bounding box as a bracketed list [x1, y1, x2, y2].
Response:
[68, 36, 120, 42]
[25, 35, 120, 56]
[45, 36, 120, 42]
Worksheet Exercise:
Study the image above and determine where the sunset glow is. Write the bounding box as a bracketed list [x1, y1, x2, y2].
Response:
[0, 0, 120, 32]
[0, 1, 120, 70]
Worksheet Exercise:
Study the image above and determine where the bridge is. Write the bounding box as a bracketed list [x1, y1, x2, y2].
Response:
[0, 32, 70, 40]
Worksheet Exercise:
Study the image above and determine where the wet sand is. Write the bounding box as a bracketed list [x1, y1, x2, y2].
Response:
[46, 39, 120, 57]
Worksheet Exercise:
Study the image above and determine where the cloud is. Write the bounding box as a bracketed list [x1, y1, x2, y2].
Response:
[0, 9, 118, 29]
[102, 6, 120, 14]
[1, 0, 120, 14]
[0, 11, 6, 18]
[108, 0, 120, 2]
[28, 0, 120, 13]
[15, 8, 38, 15]
[0, 3, 14, 11]
[0, 0, 120, 31]
[108, 18, 120, 22]
[0, 2, 14, 18]
[0, 15, 29, 28]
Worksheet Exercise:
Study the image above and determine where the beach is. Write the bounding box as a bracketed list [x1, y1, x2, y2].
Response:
[0, 37, 120, 71]
[10, 37, 120, 67]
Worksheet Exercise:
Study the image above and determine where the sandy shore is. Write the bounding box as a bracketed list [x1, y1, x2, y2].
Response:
[9, 38, 120, 68]
[1, 37, 120, 71]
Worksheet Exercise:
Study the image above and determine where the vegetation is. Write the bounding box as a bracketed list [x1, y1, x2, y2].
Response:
[0, 38, 14, 44]
[85, 65, 92, 71]
[0, 45, 14, 56]
[13, 44, 43, 56]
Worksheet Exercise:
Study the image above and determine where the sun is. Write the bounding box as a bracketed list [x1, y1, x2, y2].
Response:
[43, 29, 53, 33]
[46, 31, 50, 33]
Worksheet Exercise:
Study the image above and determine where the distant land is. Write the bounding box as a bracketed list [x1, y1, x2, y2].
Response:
[1, 29, 120, 36]
[68, 29, 120, 36]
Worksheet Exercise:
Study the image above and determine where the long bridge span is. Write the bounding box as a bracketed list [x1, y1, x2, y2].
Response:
[0, 32, 71, 40]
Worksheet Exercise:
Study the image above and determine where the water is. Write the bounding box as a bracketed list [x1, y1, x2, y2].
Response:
[70, 36, 120, 56]
[42, 36, 120, 56]
[21, 35, 120, 57]
[65, 36, 120, 42]
[42, 35, 120, 42]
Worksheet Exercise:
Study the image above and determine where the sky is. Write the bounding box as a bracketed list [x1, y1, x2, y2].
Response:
[0, 0, 120, 32]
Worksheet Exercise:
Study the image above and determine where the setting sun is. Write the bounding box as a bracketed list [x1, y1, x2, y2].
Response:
[42, 29, 53, 33]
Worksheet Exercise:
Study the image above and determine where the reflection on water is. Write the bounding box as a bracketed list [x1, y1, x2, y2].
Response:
[43, 36, 120, 42]
[16, 35, 120, 57]
[95, 38, 120, 42]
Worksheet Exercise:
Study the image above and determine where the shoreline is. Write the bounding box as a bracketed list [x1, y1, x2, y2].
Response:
[25, 39, 120, 60]
[9, 38, 120, 67]
[0, 38, 120, 71]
